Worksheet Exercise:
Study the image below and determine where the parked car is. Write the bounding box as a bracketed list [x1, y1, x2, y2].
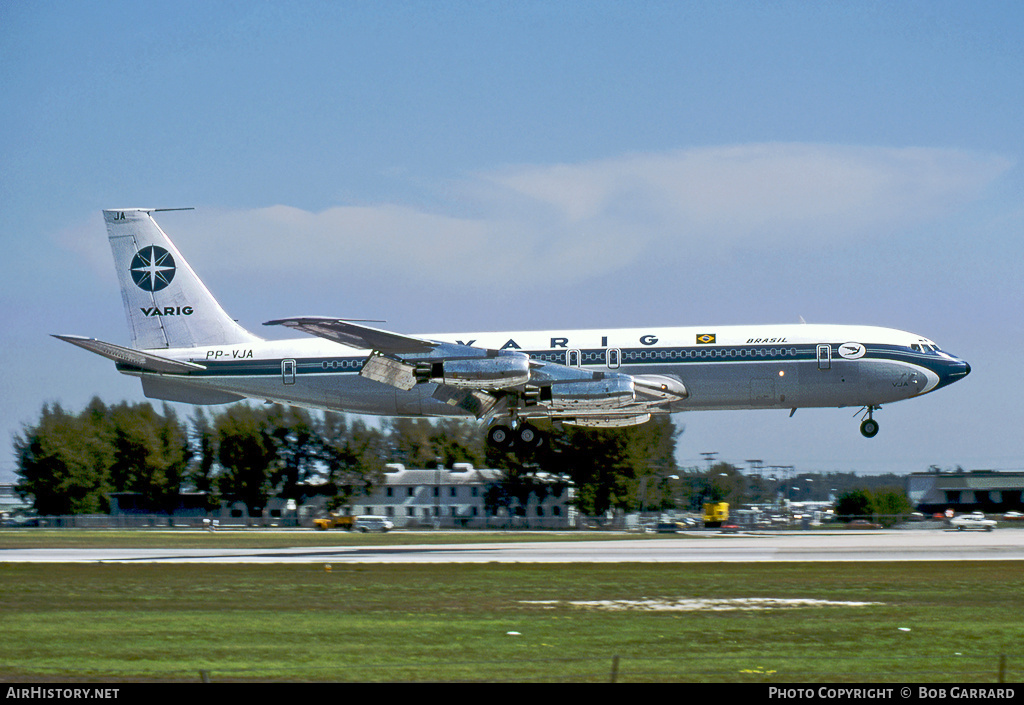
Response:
[1002, 511, 1024, 521]
[353, 515, 394, 533]
[2, 515, 40, 527]
[313, 513, 355, 531]
[845, 519, 882, 529]
[950, 513, 996, 531]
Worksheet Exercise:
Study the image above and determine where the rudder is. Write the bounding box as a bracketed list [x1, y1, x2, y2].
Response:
[104, 209, 260, 350]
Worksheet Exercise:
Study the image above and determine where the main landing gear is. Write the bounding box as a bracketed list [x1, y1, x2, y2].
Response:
[858, 406, 880, 438]
[486, 422, 546, 451]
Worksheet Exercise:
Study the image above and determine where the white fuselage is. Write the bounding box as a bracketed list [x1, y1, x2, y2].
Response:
[121, 323, 970, 419]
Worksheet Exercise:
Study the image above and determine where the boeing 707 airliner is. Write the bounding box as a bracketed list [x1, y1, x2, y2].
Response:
[55, 209, 971, 449]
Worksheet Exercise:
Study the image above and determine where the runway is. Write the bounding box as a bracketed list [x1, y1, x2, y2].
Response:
[4, 530, 1024, 563]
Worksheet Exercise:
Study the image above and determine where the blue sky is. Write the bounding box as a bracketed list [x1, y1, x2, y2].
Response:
[3, 0, 1023, 482]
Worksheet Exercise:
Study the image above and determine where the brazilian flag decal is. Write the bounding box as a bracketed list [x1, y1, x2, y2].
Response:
[696, 333, 716, 345]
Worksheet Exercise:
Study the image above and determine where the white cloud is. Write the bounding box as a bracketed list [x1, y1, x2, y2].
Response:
[54, 211, 115, 282]
[172, 144, 1013, 291]
[484, 143, 1012, 240]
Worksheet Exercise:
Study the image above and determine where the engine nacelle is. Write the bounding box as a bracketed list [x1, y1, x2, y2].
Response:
[541, 377, 635, 410]
[563, 414, 651, 428]
[419, 353, 531, 389]
[632, 374, 688, 401]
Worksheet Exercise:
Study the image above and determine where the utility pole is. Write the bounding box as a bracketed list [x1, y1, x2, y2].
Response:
[700, 451, 718, 472]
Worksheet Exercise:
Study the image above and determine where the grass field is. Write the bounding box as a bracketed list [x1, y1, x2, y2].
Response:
[1, 556, 1022, 682]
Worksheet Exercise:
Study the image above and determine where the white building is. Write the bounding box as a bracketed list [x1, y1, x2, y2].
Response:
[329, 463, 576, 529]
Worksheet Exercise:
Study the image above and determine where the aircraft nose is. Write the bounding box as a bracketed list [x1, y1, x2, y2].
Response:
[934, 355, 971, 391]
[948, 357, 971, 384]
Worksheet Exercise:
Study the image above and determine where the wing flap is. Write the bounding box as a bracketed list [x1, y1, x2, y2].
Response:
[360, 352, 418, 390]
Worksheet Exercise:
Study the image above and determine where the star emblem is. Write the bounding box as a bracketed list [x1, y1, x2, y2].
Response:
[130, 246, 176, 291]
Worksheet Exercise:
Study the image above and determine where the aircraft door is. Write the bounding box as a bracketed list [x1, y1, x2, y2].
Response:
[282, 359, 296, 385]
[817, 345, 831, 371]
[606, 348, 621, 369]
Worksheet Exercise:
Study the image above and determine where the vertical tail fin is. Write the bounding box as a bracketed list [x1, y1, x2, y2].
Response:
[104, 209, 260, 350]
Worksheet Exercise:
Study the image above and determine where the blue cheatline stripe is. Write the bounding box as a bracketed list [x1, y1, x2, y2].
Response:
[125, 342, 957, 381]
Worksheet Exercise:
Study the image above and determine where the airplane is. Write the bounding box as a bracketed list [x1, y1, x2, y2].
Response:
[55, 208, 972, 449]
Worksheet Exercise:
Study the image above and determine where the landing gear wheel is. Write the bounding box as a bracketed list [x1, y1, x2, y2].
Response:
[860, 418, 879, 438]
[487, 424, 514, 449]
[517, 424, 545, 449]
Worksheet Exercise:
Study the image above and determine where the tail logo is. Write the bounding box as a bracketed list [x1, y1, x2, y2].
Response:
[130, 246, 176, 292]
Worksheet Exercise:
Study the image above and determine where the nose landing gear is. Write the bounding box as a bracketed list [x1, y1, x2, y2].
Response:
[858, 406, 880, 438]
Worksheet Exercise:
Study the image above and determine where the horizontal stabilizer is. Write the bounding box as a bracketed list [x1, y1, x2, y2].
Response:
[53, 335, 206, 374]
[264, 317, 437, 354]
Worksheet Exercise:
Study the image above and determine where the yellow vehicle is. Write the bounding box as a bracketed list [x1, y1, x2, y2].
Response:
[702, 502, 729, 528]
[313, 513, 355, 531]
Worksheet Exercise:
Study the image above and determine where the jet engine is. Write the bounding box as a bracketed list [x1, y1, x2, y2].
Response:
[540, 377, 635, 410]
[417, 353, 531, 389]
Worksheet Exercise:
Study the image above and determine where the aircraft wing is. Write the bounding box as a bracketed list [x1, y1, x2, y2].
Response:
[265, 317, 688, 425]
[264, 317, 439, 355]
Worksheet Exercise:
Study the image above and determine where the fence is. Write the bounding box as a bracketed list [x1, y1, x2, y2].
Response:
[9, 653, 1020, 683]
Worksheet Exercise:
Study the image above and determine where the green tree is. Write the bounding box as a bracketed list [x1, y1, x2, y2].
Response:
[431, 418, 487, 468]
[694, 461, 746, 508]
[14, 400, 114, 514]
[387, 418, 438, 468]
[319, 413, 387, 510]
[108, 402, 190, 513]
[834, 487, 913, 525]
[387, 417, 485, 469]
[214, 405, 278, 516]
[870, 487, 914, 526]
[835, 488, 873, 520]
[14, 399, 190, 515]
[534, 416, 680, 516]
[185, 408, 221, 510]
[265, 405, 320, 501]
